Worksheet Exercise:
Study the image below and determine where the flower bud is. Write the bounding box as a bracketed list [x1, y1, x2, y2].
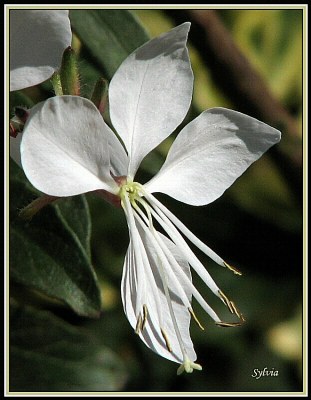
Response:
[59, 46, 80, 95]
[91, 78, 109, 115]
[9, 107, 30, 137]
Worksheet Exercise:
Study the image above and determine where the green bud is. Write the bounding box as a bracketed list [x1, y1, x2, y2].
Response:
[91, 78, 109, 114]
[10, 107, 30, 137]
[51, 72, 63, 96]
[59, 46, 80, 96]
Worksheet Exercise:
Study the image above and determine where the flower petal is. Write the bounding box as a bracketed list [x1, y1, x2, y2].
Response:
[145, 108, 281, 205]
[21, 96, 122, 197]
[10, 10, 72, 91]
[121, 227, 196, 364]
[107, 128, 129, 178]
[109, 22, 193, 179]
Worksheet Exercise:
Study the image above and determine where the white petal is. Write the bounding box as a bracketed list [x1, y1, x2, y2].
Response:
[10, 10, 72, 91]
[107, 129, 129, 178]
[121, 224, 196, 363]
[109, 22, 193, 179]
[21, 96, 120, 197]
[145, 108, 281, 206]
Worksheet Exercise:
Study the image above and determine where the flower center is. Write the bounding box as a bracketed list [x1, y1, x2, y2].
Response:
[118, 180, 144, 206]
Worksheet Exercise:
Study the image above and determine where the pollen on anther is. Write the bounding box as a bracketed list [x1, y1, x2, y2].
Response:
[189, 308, 204, 331]
[161, 328, 172, 352]
[142, 304, 148, 330]
[218, 289, 233, 311]
[215, 321, 242, 328]
[223, 261, 242, 276]
[135, 314, 143, 334]
[230, 301, 243, 319]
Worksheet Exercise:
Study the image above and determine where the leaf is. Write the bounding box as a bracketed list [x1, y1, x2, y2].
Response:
[9, 159, 101, 317]
[69, 9, 149, 79]
[9, 301, 128, 391]
[54, 195, 92, 260]
[9, 90, 35, 118]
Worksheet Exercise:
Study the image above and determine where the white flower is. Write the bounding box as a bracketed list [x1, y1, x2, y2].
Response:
[18, 23, 281, 373]
[10, 10, 72, 91]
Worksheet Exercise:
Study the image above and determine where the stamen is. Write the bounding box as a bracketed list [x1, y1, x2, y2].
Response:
[134, 199, 222, 322]
[122, 195, 146, 317]
[135, 198, 154, 232]
[146, 198, 221, 296]
[218, 290, 245, 322]
[133, 214, 165, 330]
[218, 289, 234, 313]
[132, 208, 189, 359]
[229, 301, 243, 320]
[145, 192, 226, 267]
[135, 305, 149, 334]
[135, 314, 143, 334]
[161, 328, 172, 352]
[133, 207, 193, 311]
[189, 308, 205, 331]
[142, 304, 148, 330]
[223, 261, 242, 276]
[215, 321, 242, 328]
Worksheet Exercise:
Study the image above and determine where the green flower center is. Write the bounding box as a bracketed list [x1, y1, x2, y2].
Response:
[119, 181, 144, 205]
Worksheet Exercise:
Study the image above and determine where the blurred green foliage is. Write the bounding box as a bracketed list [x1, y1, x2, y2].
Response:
[9, 8, 304, 394]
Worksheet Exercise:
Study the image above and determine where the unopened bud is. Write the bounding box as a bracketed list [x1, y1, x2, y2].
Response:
[91, 78, 109, 114]
[9, 107, 30, 137]
[14, 107, 29, 123]
[59, 46, 80, 96]
[51, 72, 63, 96]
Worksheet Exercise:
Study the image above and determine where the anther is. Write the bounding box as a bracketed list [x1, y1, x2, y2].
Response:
[218, 289, 234, 313]
[229, 301, 243, 320]
[218, 290, 245, 322]
[223, 261, 242, 276]
[135, 314, 143, 334]
[189, 308, 204, 331]
[161, 328, 172, 352]
[215, 321, 242, 328]
[142, 304, 148, 330]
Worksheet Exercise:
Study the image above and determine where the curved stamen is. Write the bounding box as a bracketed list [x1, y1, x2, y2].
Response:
[122, 195, 146, 319]
[147, 201, 244, 321]
[145, 192, 241, 275]
[133, 206, 192, 311]
[132, 207, 194, 364]
[145, 196, 222, 298]
[134, 203, 222, 323]
[135, 220, 165, 330]
[134, 200, 192, 306]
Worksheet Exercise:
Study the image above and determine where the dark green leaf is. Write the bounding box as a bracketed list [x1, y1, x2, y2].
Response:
[54, 196, 92, 260]
[70, 9, 149, 79]
[9, 90, 35, 118]
[10, 160, 101, 317]
[10, 301, 128, 391]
